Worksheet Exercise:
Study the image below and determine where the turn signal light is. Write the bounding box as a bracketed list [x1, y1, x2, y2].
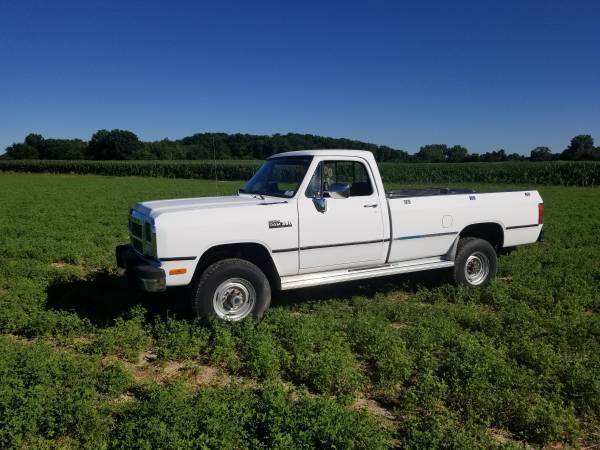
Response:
[538, 203, 544, 225]
[169, 268, 187, 275]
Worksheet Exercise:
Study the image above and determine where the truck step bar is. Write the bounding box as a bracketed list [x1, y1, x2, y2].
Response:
[280, 257, 455, 290]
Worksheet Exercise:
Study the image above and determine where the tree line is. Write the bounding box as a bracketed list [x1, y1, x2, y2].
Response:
[2, 130, 599, 162]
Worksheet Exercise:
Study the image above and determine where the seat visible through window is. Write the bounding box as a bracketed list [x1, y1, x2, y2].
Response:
[305, 160, 374, 197]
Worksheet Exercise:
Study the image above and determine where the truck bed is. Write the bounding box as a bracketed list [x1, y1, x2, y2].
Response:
[385, 187, 475, 198]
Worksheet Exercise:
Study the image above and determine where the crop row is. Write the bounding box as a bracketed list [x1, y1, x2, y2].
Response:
[1, 159, 599, 186]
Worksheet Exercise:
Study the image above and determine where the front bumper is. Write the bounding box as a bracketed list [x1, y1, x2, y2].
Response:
[116, 244, 166, 292]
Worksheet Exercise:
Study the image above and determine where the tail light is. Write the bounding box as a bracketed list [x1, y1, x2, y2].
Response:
[538, 203, 544, 225]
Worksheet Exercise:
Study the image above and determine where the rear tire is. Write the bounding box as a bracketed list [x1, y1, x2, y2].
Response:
[453, 237, 497, 287]
[191, 258, 271, 321]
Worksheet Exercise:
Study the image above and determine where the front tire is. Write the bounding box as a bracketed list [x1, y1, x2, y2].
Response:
[453, 237, 497, 287]
[191, 258, 271, 321]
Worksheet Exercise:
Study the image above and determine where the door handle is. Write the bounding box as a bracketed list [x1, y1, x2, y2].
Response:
[363, 204, 378, 208]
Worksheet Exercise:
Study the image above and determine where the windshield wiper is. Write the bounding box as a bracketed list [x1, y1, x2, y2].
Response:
[239, 189, 265, 199]
[240, 188, 293, 199]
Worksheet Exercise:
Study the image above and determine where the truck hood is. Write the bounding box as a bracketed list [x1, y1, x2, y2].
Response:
[135, 195, 287, 218]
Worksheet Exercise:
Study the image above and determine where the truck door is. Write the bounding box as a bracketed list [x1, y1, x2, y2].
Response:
[297, 159, 386, 271]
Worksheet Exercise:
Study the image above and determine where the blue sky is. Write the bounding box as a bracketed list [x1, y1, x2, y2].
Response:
[1, 0, 599, 155]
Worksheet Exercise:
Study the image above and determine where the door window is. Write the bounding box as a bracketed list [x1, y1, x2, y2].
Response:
[305, 161, 373, 197]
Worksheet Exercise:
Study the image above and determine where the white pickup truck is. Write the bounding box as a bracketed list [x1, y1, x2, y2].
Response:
[116, 150, 544, 321]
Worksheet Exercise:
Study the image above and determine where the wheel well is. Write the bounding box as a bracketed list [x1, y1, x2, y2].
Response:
[193, 243, 280, 289]
[459, 222, 504, 250]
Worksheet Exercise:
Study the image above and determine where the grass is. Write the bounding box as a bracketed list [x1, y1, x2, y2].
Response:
[0, 172, 598, 448]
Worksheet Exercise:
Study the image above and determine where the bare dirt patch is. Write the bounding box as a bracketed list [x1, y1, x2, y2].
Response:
[116, 350, 238, 388]
[184, 364, 234, 387]
[49, 260, 85, 274]
[50, 261, 73, 268]
[111, 393, 135, 404]
[486, 428, 534, 448]
[353, 395, 396, 422]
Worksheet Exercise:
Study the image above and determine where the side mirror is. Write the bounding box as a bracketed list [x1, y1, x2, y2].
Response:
[312, 197, 327, 213]
[325, 183, 351, 199]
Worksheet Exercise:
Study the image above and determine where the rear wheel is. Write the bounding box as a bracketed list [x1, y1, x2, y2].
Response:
[453, 237, 497, 287]
[191, 258, 271, 321]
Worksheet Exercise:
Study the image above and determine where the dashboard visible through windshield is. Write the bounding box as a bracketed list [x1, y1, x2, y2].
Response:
[240, 156, 313, 198]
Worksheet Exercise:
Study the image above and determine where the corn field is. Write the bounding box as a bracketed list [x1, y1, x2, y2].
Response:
[0, 159, 598, 186]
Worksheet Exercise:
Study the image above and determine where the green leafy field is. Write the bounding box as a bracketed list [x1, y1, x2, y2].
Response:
[0, 173, 598, 448]
[1, 159, 599, 186]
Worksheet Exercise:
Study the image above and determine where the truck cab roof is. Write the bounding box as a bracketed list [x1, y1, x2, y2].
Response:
[268, 149, 376, 160]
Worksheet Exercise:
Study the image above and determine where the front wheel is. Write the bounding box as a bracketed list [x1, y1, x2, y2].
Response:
[453, 237, 497, 287]
[191, 258, 271, 321]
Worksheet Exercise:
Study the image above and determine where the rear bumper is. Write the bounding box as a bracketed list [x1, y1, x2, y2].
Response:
[537, 226, 544, 242]
[116, 244, 166, 292]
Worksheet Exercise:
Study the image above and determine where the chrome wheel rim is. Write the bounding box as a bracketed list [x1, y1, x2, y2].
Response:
[464, 252, 490, 285]
[213, 278, 256, 321]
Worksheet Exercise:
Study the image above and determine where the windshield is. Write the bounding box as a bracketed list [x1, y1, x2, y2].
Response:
[240, 156, 313, 198]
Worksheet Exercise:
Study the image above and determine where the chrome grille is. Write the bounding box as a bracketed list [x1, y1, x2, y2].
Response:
[130, 221, 143, 239]
[132, 238, 144, 253]
[129, 209, 156, 258]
